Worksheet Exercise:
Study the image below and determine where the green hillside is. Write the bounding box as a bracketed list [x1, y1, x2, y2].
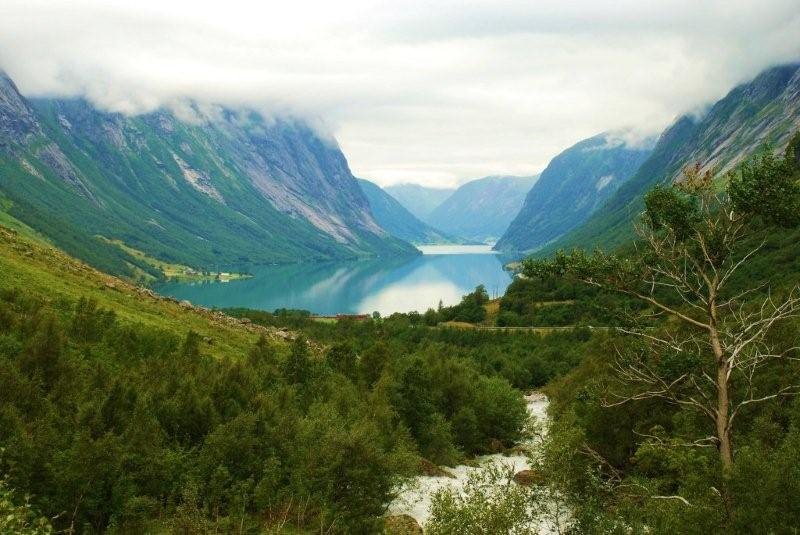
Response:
[542, 63, 800, 254]
[495, 133, 651, 252]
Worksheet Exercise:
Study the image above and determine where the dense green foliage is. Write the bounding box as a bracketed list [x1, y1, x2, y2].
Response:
[524, 137, 800, 533]
[496, 276, 637, 327]
[0, 223, 594, 533]
[0, 475, 53, 534]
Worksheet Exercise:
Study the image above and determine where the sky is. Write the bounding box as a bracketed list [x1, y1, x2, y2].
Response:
[1, 1, 799, 188]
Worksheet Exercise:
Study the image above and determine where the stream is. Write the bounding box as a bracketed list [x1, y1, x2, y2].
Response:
[388, 393, 559, 532]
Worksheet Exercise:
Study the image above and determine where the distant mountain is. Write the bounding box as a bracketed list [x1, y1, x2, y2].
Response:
[384, 183, 455, 220]
[543, 63, 800, 254]
[357, 178, 456, 244]
[495, 134, 652, 252]
[425, 175, 539, 244]
[0, 70, 416, 279]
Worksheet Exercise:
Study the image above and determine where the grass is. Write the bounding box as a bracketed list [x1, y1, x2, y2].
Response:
[0, 195, 50, 245]
[0, 224, 266, 359]
[98, 237, 252, 283]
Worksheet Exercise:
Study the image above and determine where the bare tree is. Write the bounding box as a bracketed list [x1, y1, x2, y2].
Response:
[524, 136, 800, 473]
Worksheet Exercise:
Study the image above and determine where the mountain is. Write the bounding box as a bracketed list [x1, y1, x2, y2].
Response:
[495, 134, 652, 252]
[0, 70, 416, 280]
[543, 63, 800, 254]
[425, 175, 539, 244]
[357, 178, 455, 244]
[384, 183, 455, 220]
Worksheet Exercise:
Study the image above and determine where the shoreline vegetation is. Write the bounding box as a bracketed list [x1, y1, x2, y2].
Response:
[98, 236, 253, 284]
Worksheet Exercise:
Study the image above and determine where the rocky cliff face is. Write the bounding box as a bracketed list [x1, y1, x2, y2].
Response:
[0, 71, 415, 278]
[495, 134, 651, 252]
[545, 63, 800, 254]
[0, 71, 41, 145]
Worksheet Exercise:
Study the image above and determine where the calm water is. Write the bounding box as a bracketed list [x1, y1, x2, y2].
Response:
[154, 245, 515, 315]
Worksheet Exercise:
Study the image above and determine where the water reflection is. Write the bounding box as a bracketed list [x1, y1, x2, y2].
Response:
[154, 247, 516, 315]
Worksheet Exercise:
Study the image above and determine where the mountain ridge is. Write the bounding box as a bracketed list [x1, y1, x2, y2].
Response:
[425, 175, 539, 244]
[384, 183, 455, 220]
[540, 62, 800, 254]
[495, 133, 652, 252]
[357, 178, 457, 244]
[0, 70, 416, 279]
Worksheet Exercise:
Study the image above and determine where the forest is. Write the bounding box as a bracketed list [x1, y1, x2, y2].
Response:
[0, 280, 589, 533]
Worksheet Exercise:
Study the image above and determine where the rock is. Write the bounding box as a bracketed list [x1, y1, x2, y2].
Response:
[384, 514, 423, 535]
[513, 469, 545, 487]
[508, 445, 530, 456]
[488, 438, 505, 453]
[179, 300, 193, 309]
[418, 458, 456, 478]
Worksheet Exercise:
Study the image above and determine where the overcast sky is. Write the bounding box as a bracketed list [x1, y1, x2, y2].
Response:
[1, 1, 799, 188]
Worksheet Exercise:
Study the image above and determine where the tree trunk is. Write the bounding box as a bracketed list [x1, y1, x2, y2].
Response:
[715, 361, 733, 471]
[709, 320, 733, 472]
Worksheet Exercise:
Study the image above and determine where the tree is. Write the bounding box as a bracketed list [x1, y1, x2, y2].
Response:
[524, 139, 800, 476]
[283, 336, 311, 385]
[0, 476, 53, 535]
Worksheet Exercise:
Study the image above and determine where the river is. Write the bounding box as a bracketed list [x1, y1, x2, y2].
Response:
[388, 393, 563, 533]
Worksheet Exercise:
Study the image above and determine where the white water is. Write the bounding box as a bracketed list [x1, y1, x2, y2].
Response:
[388, 393, 556, 531]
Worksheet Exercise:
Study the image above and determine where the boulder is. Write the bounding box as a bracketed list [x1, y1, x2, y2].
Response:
[513, 469, 545, 487]
[384, 514, 423, 534]
[418, 458, 456, 478]
[488, 438, 505, 453]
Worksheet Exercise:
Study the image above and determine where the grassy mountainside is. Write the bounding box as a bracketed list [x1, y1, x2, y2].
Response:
[357, 178, 455, 244]
[426, 175, 539, 244]
[495, 134, 651, 252]
[0, 71, 415, 281]
[0, 225, 264, 355]
[384, 183, 455, 220]
[542, 63, 800, 254]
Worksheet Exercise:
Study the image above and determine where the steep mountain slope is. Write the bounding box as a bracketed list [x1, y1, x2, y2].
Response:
[357, 178, 456, 244]
[495, 134, 652, 252]
[544, 63, 800, 254]
[384, 183, 455, 220]
[0, 70, 415, 279]
[426, 175, 539, 244]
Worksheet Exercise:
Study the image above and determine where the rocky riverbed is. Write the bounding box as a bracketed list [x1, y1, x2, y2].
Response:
[387, 392, 557, 532]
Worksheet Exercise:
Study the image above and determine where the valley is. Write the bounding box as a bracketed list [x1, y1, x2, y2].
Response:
[1, 15, 799, 533]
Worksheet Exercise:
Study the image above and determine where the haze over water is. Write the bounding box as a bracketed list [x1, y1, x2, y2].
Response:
[154, 246, 514, 315]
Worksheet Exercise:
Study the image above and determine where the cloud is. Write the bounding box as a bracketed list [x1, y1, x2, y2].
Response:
[1, 0, 798, 188]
